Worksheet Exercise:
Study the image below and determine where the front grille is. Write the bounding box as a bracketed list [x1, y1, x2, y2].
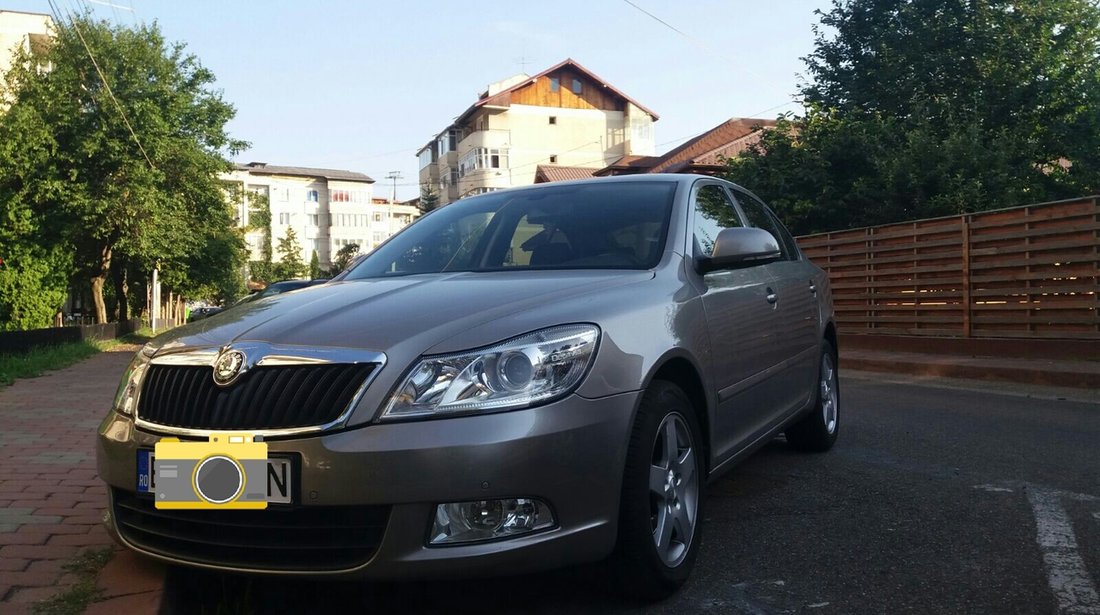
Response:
[112, 489, 389, 571]
[137, 363, 374, 430]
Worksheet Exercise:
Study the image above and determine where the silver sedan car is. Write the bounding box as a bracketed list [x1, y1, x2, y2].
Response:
[97, 174, 838, 599]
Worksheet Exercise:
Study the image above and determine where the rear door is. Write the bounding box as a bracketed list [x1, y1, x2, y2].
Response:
[690, 182, 785, 461]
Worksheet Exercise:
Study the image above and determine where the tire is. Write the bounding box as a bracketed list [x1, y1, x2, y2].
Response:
[785, 340, 840, 452]
[611, 380, 704, 601]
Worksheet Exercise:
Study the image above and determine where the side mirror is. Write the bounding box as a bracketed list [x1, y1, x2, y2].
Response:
[697, 227, 782, 274]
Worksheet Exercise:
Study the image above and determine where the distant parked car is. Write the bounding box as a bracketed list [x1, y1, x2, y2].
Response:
[185, 307, 222, 323]
[98, 175, 836, 599]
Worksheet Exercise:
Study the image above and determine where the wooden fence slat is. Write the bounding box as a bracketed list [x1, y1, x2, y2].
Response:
[797, 196, 1100, 339]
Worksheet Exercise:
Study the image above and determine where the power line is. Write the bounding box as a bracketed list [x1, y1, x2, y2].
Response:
[620, 0, 769, 84]
[85, 0, 133, 12]
[340, 146, 420, 163]
[620, 0, 692, 38]
[47, 0, 155, 170]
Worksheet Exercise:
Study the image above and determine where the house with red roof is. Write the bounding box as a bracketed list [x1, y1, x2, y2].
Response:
[593, 117, 777, 177]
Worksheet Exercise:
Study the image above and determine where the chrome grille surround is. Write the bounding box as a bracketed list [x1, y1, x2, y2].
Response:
[134, 342, 386, 438]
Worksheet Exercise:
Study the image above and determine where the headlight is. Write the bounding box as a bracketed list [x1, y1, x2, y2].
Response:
[112, 343, 156, 416]
[381, 324, 600, 420]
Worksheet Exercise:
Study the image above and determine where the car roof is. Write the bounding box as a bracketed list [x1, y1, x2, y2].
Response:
[451, 173, 746, 202]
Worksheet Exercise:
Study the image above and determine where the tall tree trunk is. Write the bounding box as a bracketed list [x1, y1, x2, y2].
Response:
[111, 261, 129, 322]
[91, 243, 112, 324]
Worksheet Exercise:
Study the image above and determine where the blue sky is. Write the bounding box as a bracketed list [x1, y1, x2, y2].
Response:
[7, 0, 830, 199]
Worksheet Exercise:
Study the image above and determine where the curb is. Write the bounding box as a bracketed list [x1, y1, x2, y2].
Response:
[84, 548, 166, 615]
[841, 353, 1100, 389]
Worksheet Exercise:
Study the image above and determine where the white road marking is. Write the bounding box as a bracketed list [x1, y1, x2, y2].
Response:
[807, 603, 830, 609]
[1093, 512, 1100, 521]
[1026, 487, 1100, 614]
[974, 484, 1015, 493]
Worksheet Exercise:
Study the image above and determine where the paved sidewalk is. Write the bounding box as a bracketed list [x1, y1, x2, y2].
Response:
[0, 347, 166, 615]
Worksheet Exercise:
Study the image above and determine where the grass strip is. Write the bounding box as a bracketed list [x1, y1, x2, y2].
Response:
[0, 327, 159, 388]
[31, 547, 114, 615]
[0, 340, 101, 388]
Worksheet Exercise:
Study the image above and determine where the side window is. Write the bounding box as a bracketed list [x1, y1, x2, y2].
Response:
[692, 184, 742, 259]
[733, 190, 797, 261]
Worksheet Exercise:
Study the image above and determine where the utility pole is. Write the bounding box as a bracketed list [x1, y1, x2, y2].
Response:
[385, 171, 402, 240]
[386, 171, 402, 205]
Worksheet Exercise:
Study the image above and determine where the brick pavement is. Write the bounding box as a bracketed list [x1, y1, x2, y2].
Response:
[0, 346, 165, 614]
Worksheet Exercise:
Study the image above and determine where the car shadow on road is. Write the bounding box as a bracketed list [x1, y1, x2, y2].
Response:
[161, 439, 804, 614]
[163, 560, 647, 614]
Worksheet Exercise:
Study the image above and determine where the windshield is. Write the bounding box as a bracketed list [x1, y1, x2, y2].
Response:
[344, 181, 676, 279]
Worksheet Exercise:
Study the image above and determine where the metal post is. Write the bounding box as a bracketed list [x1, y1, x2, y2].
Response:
[961, 219, 971, 338]
[151, 267, 160, 333]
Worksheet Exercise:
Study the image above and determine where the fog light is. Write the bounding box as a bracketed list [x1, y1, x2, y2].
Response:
[430, 497, 555, 545]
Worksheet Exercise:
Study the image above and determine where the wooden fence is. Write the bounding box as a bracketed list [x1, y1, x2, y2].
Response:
[0, 318, 142, 354]
[797, 197, 1100, 339]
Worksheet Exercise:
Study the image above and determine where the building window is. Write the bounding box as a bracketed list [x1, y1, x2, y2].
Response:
[330, 189, 368, 203]
[373, 213, 383, 223]
[307, 190, 318, 202]
[278, 212, 291, 224]
[437, 128, 460, 157]
[458, 147, 510, 177]
[418, 148, 435, 170]
[572, 79, 582, 94]
[550, 77, 559, 92]
[307, 214, 318, 226]
[549, 155, 557, 164]
[373, 232, 384, 242]
[549, 116, 557, 125]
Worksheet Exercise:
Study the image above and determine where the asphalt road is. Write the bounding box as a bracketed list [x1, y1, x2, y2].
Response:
[164, 374, 1100, 614]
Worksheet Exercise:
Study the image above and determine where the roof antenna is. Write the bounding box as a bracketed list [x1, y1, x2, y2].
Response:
[515, 50, 534, 74]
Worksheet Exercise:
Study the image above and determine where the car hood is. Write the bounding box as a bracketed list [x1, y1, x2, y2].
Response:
[151, 270, 654, 356]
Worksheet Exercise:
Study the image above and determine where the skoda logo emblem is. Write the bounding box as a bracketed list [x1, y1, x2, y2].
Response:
[213, 349, 246, 387]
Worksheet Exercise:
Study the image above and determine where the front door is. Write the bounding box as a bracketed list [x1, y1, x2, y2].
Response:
[690, 182, 785, 463]
[732, 189, 820, 414]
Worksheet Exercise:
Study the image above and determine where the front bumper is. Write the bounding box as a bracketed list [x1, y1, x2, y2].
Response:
[96, 391, 640, 579]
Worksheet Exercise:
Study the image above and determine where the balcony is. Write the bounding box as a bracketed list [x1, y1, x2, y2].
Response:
[457, 129, 510, 153]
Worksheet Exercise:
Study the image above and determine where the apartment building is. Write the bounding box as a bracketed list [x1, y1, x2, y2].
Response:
[222, 163, 418, 269]
[416, 58, 658, 205]
[0, 10, 52, 84]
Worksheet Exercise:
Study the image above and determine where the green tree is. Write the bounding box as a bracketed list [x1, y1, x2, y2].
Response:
[0, 99, 74, 329]
[420, 184, 440, 213]
[248, 260, 276, 285]
[332, 243, 361, 273]
[309, 250, 321, 279]
[725, 0, 1100, 234]
[273, 227, 306, 279]
[246, 190, 272, 262]
[0, 13, 246, 324]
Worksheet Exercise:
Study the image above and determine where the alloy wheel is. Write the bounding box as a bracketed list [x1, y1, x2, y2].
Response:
[821, 353, 838, 435]
[649, 412, 698, 567]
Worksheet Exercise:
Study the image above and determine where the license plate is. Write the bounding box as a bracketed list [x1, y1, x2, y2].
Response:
[136, 449, 293, 504]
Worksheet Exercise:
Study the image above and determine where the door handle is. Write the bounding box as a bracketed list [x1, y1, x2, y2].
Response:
[809, 282, 817, 294]
[766, 288, 778, 304]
